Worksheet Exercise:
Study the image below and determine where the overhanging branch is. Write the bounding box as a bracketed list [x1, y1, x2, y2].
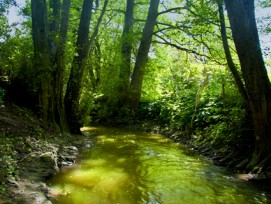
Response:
[153, 34, 225, 65]
[158, 6, 186, 16]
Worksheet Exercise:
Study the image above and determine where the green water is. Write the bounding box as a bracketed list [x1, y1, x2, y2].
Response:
[48, 127, 270, 204]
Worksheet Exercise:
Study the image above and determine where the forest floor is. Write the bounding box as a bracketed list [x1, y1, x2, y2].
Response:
[0, 102, 92, 204]
[0, 102, 271, 203]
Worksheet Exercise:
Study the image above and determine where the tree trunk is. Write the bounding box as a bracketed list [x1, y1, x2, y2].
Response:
[53, 0, 71, 132]
[89, 39, 102, 89]
[31, 0, 55, 127]
[118, 0, 134, 105]
[47, 0, 62, 131]
[64, 0, 94, 133]
[217, 0, 249, 108]
[87, 0, 108, 89]
[129, 0, 160, 110]
[88, 0, 109, 53]
[49, 0, 61, 59]
[224, 0, 271, 170]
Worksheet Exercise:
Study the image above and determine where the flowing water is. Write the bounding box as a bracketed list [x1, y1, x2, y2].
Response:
[48, 127, 271, 204]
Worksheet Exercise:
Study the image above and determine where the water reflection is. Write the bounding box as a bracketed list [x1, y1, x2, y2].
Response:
[48, 127, 270, 204]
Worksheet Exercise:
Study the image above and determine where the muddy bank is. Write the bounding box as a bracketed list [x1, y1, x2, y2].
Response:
[4, 134, 95, 204]
[0, 103, 94, 203]
[8, 145, 76, 203]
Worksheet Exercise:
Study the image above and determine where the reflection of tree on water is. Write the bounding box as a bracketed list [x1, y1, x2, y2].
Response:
[91, 132, 144, 203]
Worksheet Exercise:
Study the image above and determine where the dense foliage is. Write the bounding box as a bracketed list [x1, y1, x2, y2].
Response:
[0, 0, 271, 174]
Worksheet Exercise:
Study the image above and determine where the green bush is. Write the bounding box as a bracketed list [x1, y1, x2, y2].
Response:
[0, 138, 19, 181]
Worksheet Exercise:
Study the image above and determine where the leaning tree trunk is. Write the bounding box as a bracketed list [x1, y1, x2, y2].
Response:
[118, 0, 134, 105]
[129, 0, 160, 110]
[64, 0, 94, 134]
[31, 0, 56, 127]
[65, 0, 108, 133]
[87, 0, 109, 89]
[224, 0, 271, 170]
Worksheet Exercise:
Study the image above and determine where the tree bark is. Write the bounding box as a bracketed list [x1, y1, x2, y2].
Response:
[88, 0, 109, 53]
[53, 0, 71, 132]
[87, 0, 108, 89]
[89, 39, 102, 89]
[46, 0, 62, 131]
[64, 0, 94, 133]
[129, 0, 160, 110]
[31, 0, 55, 127]
[217, 0, 249, 108]
[224, 0, 271, 170]
[49, 0, 61, 59]
[118, 0, 134, 105]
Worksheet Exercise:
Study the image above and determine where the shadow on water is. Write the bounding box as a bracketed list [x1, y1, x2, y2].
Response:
[47, 127, 271, 204]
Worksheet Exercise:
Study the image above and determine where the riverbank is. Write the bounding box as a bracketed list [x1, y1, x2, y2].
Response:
[136, 122, 271, 190]
[46, 127, 271, 203]
[0, 103, 93, 203]
[0, 103, 271, 203]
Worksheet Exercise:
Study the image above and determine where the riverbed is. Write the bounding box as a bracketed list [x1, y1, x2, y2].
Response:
[47, 127, 270, 204]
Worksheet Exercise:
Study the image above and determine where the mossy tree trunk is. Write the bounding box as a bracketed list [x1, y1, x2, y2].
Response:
[31, 0, 71, 131]
[224, 0, 271, 170]
[31, 0, 56, 127]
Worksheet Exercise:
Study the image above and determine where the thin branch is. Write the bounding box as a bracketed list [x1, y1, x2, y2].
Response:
[152, 40, 195, 53]
[134, 2, 147, 6]
[153, 24, 192, 35]
[133, 18, 146, 23]
[185, 7, 221, 27]
[158, 6, 186, 16]
[153, 34, 225, 65]
[190, 33, 222, 62]
[153, 34, 199, 55]
[156, 21, 176, 27]
[161, 0, 168, 11]
[96, 10, 119, 39]
[88, 0, 109, 51]
[104, 8, 125, 14]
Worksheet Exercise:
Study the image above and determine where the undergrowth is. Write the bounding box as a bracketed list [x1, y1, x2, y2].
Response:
[135, 92, 254, 170]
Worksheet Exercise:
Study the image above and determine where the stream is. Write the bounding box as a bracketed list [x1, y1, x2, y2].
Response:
[47, 127, 271, 204]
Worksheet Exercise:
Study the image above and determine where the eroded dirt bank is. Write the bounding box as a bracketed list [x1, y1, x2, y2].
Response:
[0, 103, 94, 204]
